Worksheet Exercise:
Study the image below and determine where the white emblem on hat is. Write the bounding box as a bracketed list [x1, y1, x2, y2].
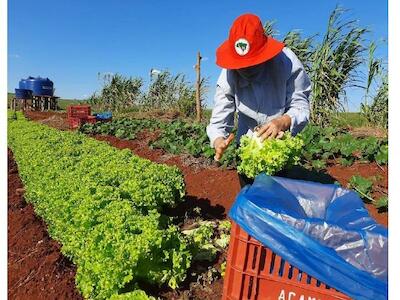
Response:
[235, 38, 250, 56]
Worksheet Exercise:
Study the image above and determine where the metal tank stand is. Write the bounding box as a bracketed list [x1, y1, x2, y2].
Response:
[32, 95, 59, 111]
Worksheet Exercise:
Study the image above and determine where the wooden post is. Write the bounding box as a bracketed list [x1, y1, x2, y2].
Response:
[195, 51, 202, 122]
[12, 98, 17, 119]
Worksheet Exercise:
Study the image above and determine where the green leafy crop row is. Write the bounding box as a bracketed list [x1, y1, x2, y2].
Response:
[80, 118, 163, 140]
[149, 120, 212, 157]
[301, 125, 388, 169]
[148, 120, 237, 168]
[149, 120, 240, 168]
[79, 118, 388, 173]
[8, 113, 190, 299]
[147, 119, 239, 168]
[81, 119, 237, 168]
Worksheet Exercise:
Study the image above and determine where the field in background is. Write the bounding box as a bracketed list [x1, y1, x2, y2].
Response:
[57, 98, 86, 110]
[332, 112, 370, 128]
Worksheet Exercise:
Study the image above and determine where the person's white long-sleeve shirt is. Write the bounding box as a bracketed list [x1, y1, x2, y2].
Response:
[206, 47, 311, 147]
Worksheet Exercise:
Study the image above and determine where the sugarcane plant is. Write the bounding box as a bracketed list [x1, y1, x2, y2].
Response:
[265, 7, 377, 128]
[361, 42, 388, 129]
[263, 21, 315, 74]
[88, 73, 143, 113]
[310, 7, 367, 126]
[142, 70, 208, 117]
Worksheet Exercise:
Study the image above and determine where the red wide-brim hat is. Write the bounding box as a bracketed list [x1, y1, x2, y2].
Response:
[216, 14, 285, 70]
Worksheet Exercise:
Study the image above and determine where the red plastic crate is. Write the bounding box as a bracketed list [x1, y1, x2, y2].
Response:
[68, 117, 82, 129]
[222, 221, 351, 300]
[67, 105, 91, 119]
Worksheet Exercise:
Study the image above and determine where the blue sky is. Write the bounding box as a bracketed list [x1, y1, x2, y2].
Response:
[8, 0, 387, 111]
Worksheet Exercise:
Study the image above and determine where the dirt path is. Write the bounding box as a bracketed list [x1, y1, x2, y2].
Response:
[8, 149, 82, 300]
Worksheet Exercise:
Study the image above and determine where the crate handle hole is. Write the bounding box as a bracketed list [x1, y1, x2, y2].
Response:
[259, 248, 266, 271]
[247, 276, 254, 299]
[307, 274, 312, 284]
[251, 247, 258, 269]
[269, 252, 276, 274]
[288, 264, 294, 279]
[278, 258, 285, 277]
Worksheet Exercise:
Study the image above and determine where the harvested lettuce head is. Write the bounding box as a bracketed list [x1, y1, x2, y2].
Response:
[237, 132, 304, 178]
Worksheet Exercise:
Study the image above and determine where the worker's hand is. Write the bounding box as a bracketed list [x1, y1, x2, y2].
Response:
[256, 115, 291, 142]
[214, 134, 235, 161]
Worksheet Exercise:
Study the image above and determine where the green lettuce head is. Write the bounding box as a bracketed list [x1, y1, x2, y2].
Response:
[237, 132, 304, 178]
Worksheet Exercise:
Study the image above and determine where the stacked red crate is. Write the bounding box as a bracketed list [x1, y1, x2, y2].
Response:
[68, 117, 82, 129]
[67, 105, 94, 129]
[67, 105, 91, 119]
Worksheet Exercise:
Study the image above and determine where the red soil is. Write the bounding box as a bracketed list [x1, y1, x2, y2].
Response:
[326, 162, 388, 227]
[24, 111, 69, 130]
[8, 149, 82, 300]
[24, 110, 67, 121]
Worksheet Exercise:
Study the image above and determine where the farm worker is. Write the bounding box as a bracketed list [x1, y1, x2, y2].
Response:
[206, 13, 311, 186]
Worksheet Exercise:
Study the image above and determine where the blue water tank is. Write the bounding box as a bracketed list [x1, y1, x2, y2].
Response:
[15, 88, 33, 99]
[18, 79, 28, 90]
[19, 76, 54, 96]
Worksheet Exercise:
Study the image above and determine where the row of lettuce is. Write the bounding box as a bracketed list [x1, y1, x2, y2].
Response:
[8, 113, 229, 300]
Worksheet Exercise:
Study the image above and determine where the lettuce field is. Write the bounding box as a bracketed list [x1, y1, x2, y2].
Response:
[8, 111, 388, 299]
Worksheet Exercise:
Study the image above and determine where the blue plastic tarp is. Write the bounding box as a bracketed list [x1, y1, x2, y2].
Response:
[95, 111, 112, 120]
[229, 174, 388, 300]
